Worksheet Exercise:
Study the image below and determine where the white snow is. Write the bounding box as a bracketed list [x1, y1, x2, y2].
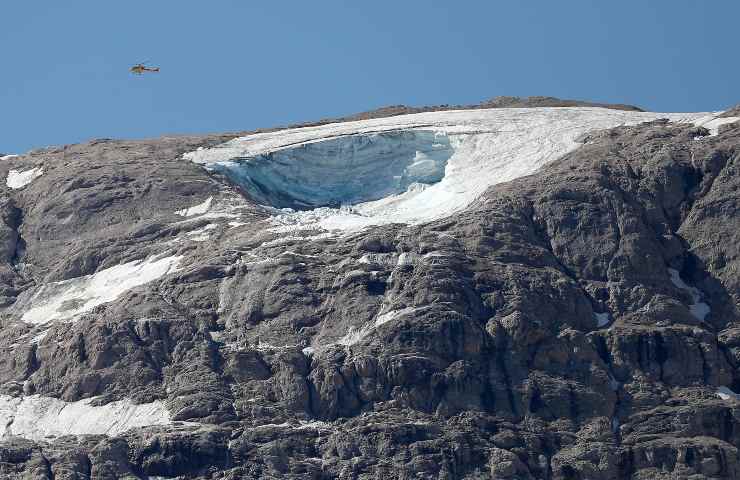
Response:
[0, 394, 171, 441]
[186, 223, 218, 242]
[29, 330, 49, 344]
[375, 306, 420, 327]
[593, 312, 610, 328]
[332, 306, 424, 348]
[258, 233, 333, 248]
[717, 386, 740, 401]
[176, 196, 213, 216]
[6, 167, 43, 189]
[336, 325, 373, 346]
[358, 251, 443, 267]
[691, 112, 740, 136]
[18, 255, 183, 325]
[1, 154, 19, 161]
[668, 268, 711, 321]
[185, 107, 711, 233]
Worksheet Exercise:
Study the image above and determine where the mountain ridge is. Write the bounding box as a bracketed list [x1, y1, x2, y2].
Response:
[0, 101, 739, 479]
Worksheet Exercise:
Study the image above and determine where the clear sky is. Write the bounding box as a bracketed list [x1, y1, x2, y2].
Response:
[1, 1, 738, 153]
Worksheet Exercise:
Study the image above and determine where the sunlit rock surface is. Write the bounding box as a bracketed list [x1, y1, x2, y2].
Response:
[0, 100, 739, 478]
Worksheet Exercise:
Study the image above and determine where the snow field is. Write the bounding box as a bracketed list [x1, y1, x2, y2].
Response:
[0, 394, 171, 441]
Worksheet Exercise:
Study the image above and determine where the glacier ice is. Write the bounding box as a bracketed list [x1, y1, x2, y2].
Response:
[185, 107, 715, 233]
[206, 130, 453, 209]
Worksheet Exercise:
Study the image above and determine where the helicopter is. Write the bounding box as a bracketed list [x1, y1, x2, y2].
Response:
[130, 61, 160, 75]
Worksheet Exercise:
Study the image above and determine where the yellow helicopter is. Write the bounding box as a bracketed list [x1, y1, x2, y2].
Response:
[130, 61, 160, 75]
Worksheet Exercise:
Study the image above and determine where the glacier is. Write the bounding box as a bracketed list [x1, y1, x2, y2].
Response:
[185, 107, 719, 233]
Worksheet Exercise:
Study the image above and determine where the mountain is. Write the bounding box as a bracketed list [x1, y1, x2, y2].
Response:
[0, 99, 739, 479]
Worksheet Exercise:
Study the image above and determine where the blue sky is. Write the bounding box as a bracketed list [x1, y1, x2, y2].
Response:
[1, 1, 738, 153]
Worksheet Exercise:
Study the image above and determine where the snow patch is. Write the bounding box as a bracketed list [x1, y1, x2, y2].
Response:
[336, 325, 374, 346]
[6, 167, 43, 189]
[30, 330, 49, 345]
[375, 306, 420, 328]
[19, 255, 183, 325]
[258, 232, 333, 248]
[0, 394, 170, 441]
[717, 386, 740, 401]
[1, 154, 19, 161]
[186, 107, 711, 233]
[186, 223, 218, 242]
[176, 196, 213, 217]
[668, 268, 711, 321]
[593, 312, 610, 328]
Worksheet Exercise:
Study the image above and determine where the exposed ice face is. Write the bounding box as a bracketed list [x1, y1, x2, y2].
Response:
[6, 167, 43, 189]
[0, 394, 171, 441]
[186, 107, 712, 232]
[208, 130, 453, 209]
[17, 255, 183, 325]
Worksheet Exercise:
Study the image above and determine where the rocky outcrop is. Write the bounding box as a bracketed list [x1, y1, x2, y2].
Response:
[0, 106, 738, 478]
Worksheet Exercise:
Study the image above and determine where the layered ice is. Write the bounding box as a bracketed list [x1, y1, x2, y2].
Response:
[0, 394, 170, 441]
[6, 167, 43, 189]
[208, 130, 453, 209]
[18, 255, 183, 325]
[186, 107, 711, 232]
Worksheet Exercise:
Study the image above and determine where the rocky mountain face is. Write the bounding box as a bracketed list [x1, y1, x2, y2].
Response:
[1, 100, 739, 479]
